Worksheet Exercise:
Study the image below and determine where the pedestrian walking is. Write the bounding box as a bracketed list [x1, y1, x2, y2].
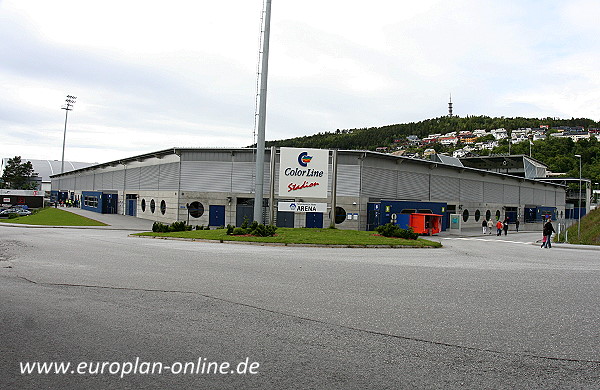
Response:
[482, 219, 488, 235]
[515, 219, 520, 232]
[541, 218, 555, 248]
[496, 220, 503, 236]
[503, 217, 509, 236]
[487, 219, 494, 235]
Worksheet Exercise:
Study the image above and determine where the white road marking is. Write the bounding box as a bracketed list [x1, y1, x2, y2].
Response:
[442, 237, 534, 245]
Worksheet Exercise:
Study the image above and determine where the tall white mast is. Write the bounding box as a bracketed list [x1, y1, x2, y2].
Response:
[253, 0, 272, 223]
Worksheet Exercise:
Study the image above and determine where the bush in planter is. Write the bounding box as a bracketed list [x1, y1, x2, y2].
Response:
[169, 221, 187, 232]
[375, 223, 419, 240]
[232, 227, 247, 235]
[248, 221, 258, 233]
[152, 221, 170, 233]
[375, 223, 397, 237]
[253, 224, 277, 237]
[241, 217, 250, 229]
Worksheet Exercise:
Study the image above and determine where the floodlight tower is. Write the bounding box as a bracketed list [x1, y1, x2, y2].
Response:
[61, 95, 77, 173]
[253, 0, 272, 223]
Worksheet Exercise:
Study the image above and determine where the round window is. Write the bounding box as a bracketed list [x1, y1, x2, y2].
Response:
[141, 199, 146, 212]
[462, 209, 469, 222]
[150, 199, 156, 214]
[475, 209, 481, 222]
[485, 210, 491, 221]
[334, 206, 346, 224]
[160, 200, 166, 215]
[187, 201, 205, 218]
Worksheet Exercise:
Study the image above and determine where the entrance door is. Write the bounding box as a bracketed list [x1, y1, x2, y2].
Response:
[102, 194, 118, 214]
[366, 203, 380, 231]
[276, 211, 294, 228]
[209, 205, 225, 227]
[236, 205, 254, 226]
[306, 212, 323, 228]
[126, 199, 137, 216]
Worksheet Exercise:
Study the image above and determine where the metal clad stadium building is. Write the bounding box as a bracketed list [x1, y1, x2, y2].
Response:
[50, 147, 566, 230]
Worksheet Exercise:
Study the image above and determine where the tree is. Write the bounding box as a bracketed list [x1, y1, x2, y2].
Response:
[1, 156, 37, 190]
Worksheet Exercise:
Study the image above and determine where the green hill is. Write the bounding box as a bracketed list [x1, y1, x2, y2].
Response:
[561, 207, 600, 245]
[264, 115, 600, 185]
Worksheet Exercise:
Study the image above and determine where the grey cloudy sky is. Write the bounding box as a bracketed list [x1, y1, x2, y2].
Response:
[1, 0, 599, 164]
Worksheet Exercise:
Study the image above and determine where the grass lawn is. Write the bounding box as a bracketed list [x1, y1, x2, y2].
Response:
[0, 207, 108, 226]
[136, 227, 442, 248]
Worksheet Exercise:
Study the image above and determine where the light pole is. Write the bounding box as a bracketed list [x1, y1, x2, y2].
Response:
[253, 0, 272, 224]
[61, 95, 77, 173]
[575, 154, 582, 239]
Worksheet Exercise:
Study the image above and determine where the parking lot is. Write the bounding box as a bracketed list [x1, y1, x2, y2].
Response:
[1, 217, 599, 389]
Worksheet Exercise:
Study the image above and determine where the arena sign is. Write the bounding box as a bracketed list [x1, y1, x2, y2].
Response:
[278, 147, 329, 199]
[277, 201, 327, 213]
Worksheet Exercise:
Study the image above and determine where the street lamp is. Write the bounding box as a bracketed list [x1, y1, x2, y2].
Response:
[61, 95, 77, 174]
[575, 154, 582, 239]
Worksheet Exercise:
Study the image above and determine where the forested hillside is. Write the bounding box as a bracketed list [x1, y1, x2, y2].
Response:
[265, 115, 600, 184]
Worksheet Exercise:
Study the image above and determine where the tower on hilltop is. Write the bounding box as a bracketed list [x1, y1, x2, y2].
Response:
[448, 94, 453, 117]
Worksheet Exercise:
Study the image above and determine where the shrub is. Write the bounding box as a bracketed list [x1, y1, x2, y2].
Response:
[169, 221, 188, 232]
[398, 227, 419, 240]
[232, 227, 247, 235]
[152, 221, 170, 233]
[153, 221, 193, 232]
[375, 223, 398, 237]
[253, 224, 277, 237]
[229, 223, 277, 237]
[241, 217, 250, 229]
[375, 223, 419, 240]
[249, 221, 259, 233]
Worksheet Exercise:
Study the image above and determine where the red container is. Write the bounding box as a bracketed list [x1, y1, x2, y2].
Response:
[409, 213, 443, 235]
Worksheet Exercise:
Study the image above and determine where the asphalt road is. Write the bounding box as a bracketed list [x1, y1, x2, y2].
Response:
[1, 225, 599, 389]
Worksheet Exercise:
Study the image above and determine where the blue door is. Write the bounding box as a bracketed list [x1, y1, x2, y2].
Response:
[126, 199, 137, 216]
[209, 205, 225, 227]
[306, 212, 323, 228]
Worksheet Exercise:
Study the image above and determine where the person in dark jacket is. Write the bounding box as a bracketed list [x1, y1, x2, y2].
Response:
[542, 219, 555, 248]
[503, 217, 509, 235]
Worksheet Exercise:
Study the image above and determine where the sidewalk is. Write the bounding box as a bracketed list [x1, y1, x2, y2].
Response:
[59, 207, 155, 231]
[1, 207, 154, 231]
[437, 226, 600, 250]
[437, 226, 538, 237]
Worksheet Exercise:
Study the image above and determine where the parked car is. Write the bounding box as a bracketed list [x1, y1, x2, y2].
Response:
[0, 208, 31, 216]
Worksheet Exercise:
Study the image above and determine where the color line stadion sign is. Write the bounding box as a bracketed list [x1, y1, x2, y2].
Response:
[278, 147, 329, 199]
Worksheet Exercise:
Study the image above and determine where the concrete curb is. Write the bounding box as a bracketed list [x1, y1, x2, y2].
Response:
[532, 242, 600, 251]
[130, 234, 442, 249]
